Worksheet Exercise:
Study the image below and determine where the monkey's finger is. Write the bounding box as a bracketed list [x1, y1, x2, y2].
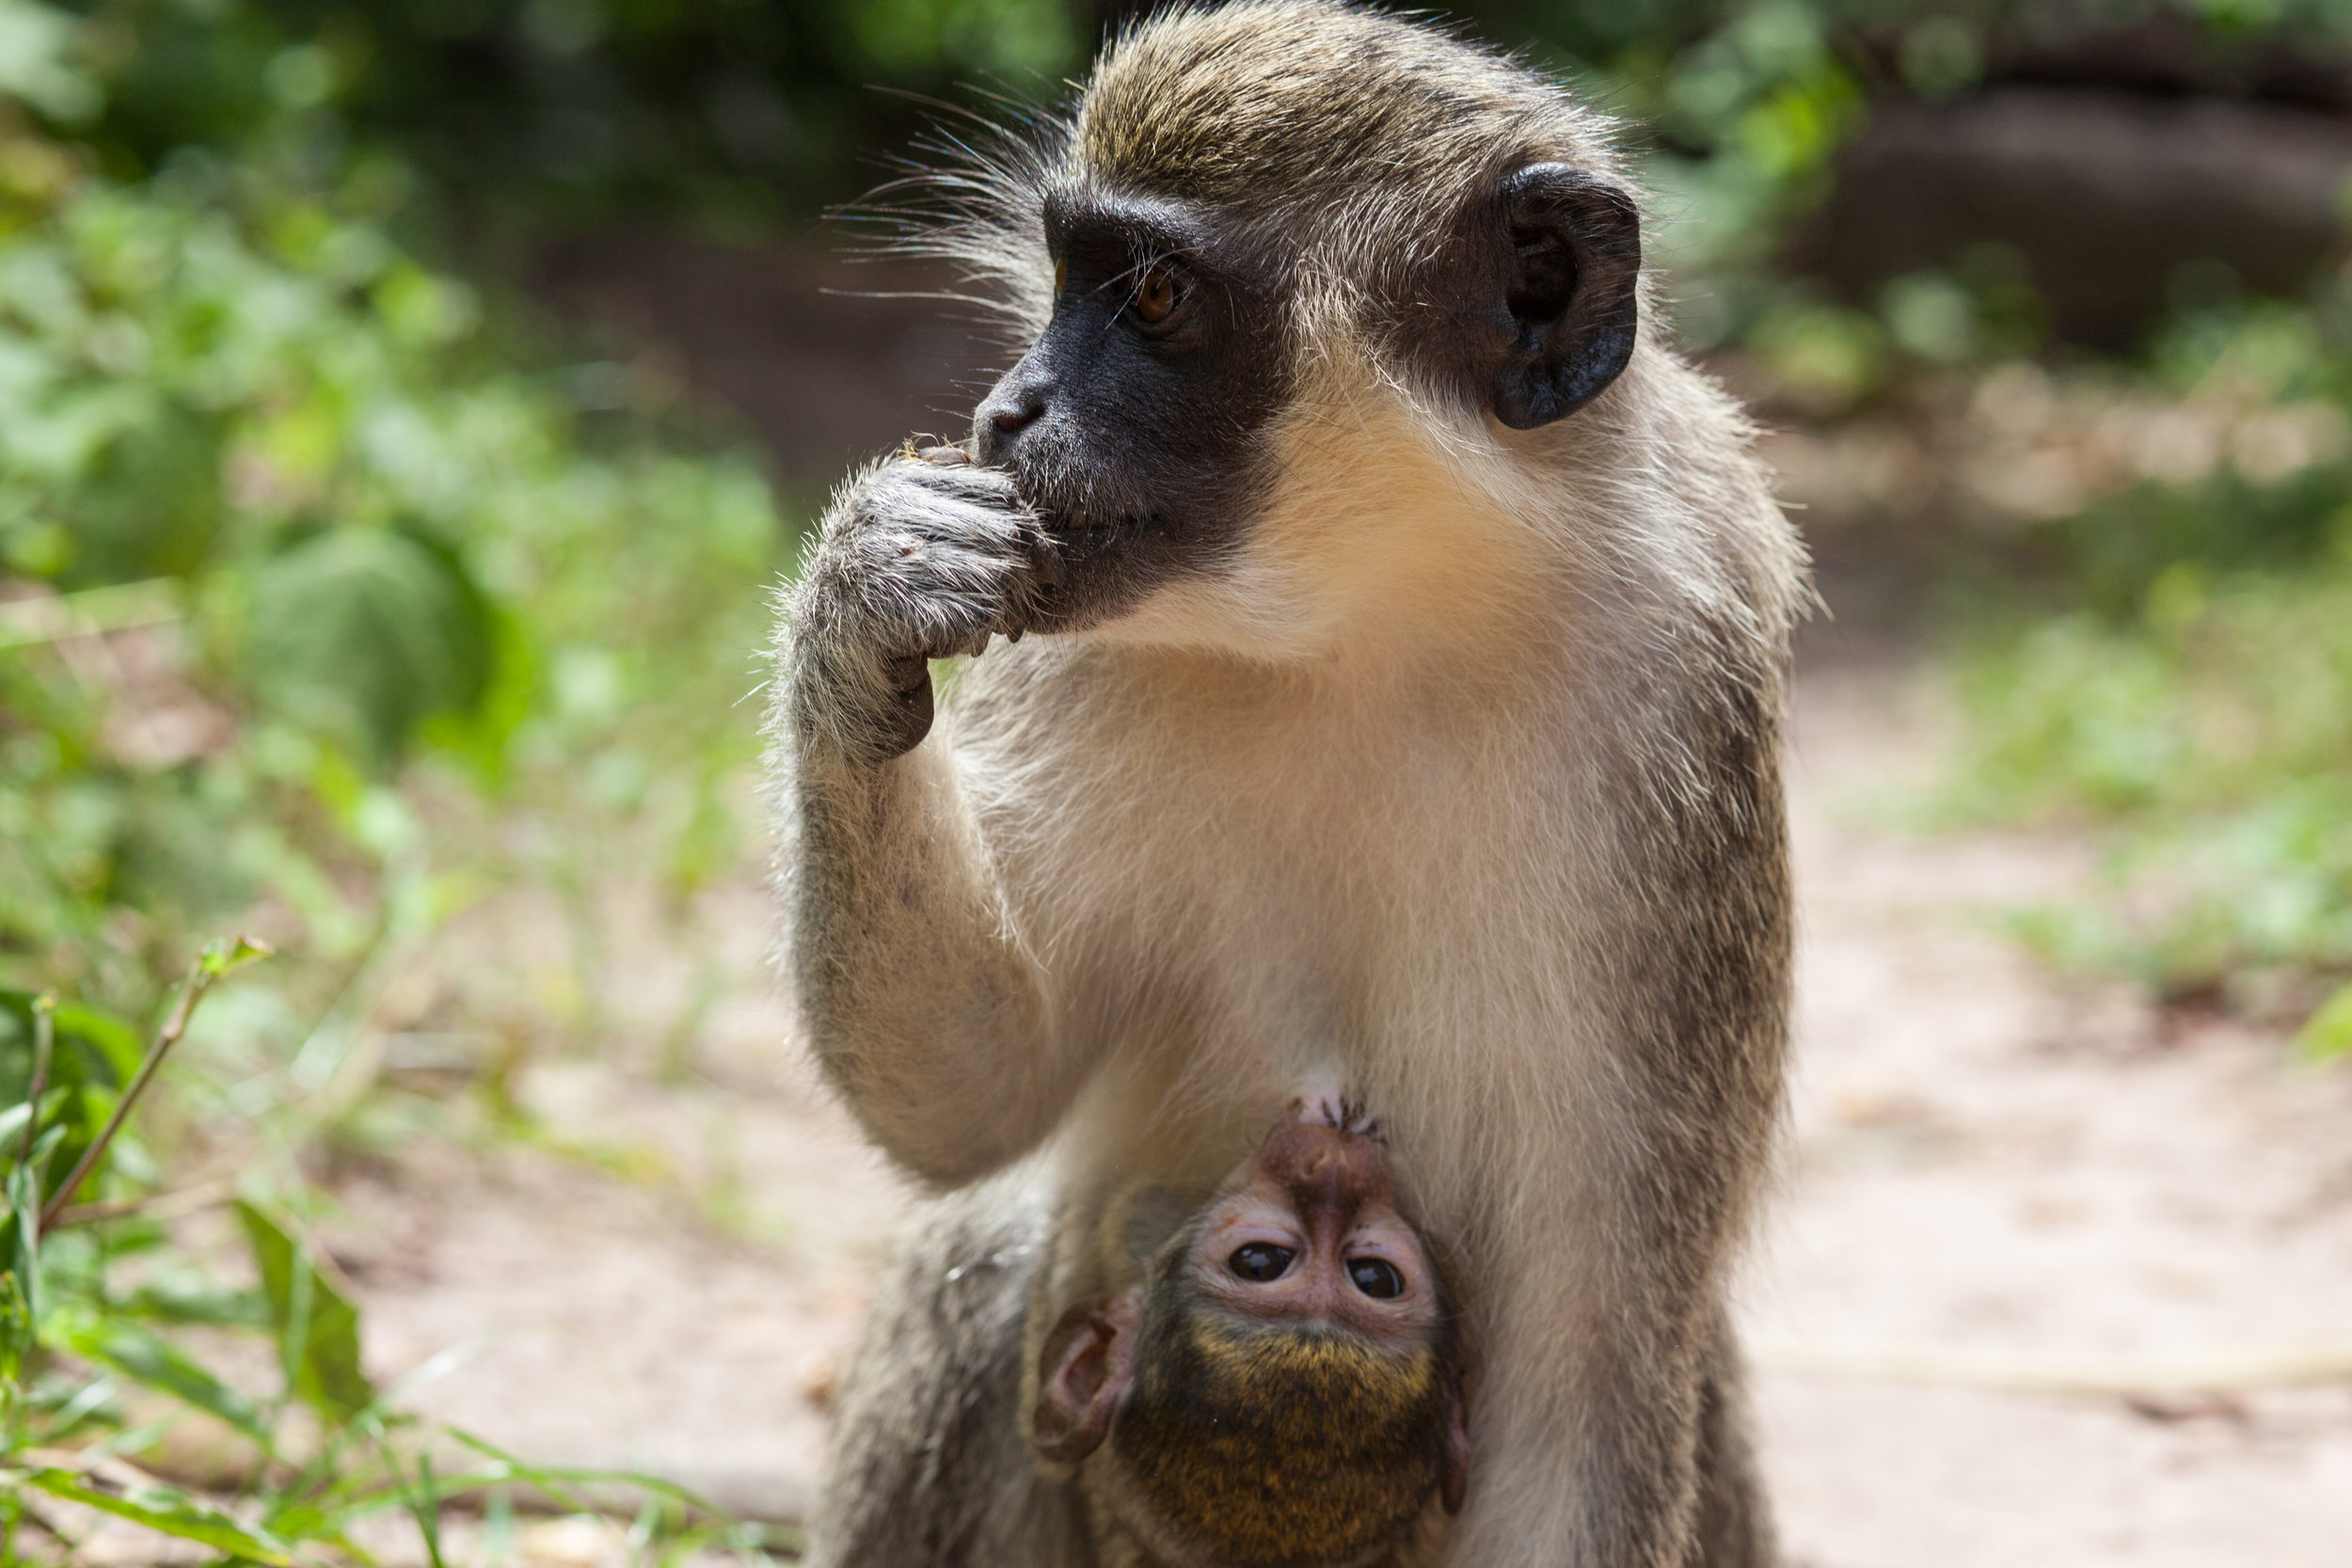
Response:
[917, 444, 974, 467]
[1024, 531, 1067, 590]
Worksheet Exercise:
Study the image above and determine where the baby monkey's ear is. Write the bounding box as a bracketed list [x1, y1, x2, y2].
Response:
[1032, 1294, 1139, 1464]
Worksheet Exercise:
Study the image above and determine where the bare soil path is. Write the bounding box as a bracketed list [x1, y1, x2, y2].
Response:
[1752, 657, 2352, 1566]
[346, 650, 2352, 1567]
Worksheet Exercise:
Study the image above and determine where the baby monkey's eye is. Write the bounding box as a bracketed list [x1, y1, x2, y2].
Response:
[1229, 1243, 1295, 1282]
[1348, 1258, 1404, 1298]
[1131, 264, 1183, 325]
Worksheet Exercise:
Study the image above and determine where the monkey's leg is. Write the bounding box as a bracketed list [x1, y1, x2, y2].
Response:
[1442, 835, 1788, 1566]
[1686, 1309, 1774, 1568]
[1442, 1260, 1712, 1568]
[806, 1172, 1086, 1568]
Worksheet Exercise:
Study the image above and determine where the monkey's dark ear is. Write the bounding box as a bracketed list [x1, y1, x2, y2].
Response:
[1487, 163, 1641, 430]
[1033, 1295, 1138, 1465]
[1440, 1385, 1470, 1513]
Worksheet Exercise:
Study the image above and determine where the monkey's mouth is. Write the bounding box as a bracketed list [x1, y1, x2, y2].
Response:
[1014, 506, 1180, 633]
[1028, 505, 1163, 587]
[1042, 508, 1154, 545]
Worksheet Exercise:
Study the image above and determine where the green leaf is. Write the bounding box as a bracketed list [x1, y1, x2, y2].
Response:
[47, 1310, 271, 1444]
[3, 1134, 57, 1334]
[117, 1271, 272, 1329]
[201, 934, 276, 979]
[22, 1467, 294, 1565]
[443, 1427, 724, 1515]
[2, 992, 139, 1098]
[236, 1200, 376, 1423]
[0, 1260, 35, 1390]
[244, 528, 497, 772]
[2296, 980, 2352, 1060]
[55, 404, 227, 588]
[52, 1004, 143, 1084]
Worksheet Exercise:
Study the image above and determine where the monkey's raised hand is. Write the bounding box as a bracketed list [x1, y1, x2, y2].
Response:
[785, 447, 1057, 765]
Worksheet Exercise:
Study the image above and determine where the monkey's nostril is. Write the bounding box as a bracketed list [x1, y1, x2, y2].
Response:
[973, 388, 1047, 464]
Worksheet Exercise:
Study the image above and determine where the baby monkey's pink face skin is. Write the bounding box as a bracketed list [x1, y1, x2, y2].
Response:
[1033, 1088, 1470, 1522]
[1185, 1094, 1442, 1349]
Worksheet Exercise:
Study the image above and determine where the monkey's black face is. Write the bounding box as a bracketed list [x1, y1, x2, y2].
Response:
[971, 190, 1292, 631]
[969, 162, 1640, 636]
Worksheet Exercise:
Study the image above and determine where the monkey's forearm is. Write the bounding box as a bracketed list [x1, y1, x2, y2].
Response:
[774, 454, 1083, 1184]
[784, 739, 1073, 1185]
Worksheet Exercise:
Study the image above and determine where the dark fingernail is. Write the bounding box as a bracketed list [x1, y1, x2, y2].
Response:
[917, 445, 973, 467]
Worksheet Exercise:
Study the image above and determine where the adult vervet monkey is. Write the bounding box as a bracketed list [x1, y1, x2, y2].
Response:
[770, 4, 1804, 1565]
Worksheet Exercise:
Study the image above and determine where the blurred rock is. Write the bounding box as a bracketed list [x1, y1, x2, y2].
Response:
[1805, 87, 2352, 347]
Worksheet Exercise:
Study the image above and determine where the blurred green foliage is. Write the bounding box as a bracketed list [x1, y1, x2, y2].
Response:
[40, 0, 1089, 230]
[1939, 295, 2352, 1030]
[1, 954, 789, 1562]
[0, 14, 794, 1025]
[2, 3, 802, 1533]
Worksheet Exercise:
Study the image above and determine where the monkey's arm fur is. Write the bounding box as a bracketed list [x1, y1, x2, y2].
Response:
[776, 456, 1075, 1184]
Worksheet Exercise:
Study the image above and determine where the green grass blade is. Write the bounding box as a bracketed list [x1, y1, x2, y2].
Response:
[48, 1312, 273, 1446]
[237, 1199, 376, 1421]
[22, 1467, 295, 1565]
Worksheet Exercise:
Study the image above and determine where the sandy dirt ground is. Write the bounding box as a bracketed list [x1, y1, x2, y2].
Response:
[340, 646, 2352, 1568]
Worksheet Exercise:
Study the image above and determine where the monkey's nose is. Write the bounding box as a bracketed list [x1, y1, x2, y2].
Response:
[973, 383, 1048, 463]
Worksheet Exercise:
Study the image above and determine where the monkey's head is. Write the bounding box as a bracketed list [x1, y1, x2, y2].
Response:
[1034, 1105, 1469, 1568]
[927, 0, 1643, 643]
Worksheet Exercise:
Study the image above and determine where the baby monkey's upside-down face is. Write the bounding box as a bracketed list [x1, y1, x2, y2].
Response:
[1035, 1101, 1469, 1568]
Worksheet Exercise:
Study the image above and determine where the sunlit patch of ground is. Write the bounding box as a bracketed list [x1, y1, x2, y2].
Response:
[1754, 658, 2352, 1568]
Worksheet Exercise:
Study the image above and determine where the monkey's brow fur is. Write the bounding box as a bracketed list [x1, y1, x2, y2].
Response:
[863, 0, 1626, 345]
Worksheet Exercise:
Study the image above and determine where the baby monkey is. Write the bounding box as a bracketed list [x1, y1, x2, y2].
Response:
[1033, 1096, 1470, 1568]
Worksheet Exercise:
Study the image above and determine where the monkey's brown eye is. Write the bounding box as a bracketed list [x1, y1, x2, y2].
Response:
[1054, 258, 1067, 297]
[1131, 265, 1181, 325]
[1229, 1243, 1295, 1282]
[1348, 1258, 1404, 1298]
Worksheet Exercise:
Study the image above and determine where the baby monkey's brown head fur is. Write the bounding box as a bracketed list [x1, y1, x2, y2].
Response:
[1035, 1101, 1468, 1568]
